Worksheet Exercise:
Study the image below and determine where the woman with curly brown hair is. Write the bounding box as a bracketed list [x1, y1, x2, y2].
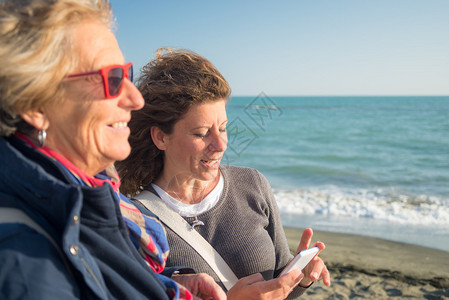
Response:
[117, 48, 330, 300]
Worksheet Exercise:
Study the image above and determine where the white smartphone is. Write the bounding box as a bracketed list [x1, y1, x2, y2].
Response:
[278, 246, 320, 277]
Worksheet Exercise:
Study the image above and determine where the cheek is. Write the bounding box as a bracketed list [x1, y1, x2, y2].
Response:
[47, 101, 91, 135]
[82, 113, 103, 139]
[78, 105, 112, 149]
[191, 142, 207, 154]
[173, 140, 203, 161]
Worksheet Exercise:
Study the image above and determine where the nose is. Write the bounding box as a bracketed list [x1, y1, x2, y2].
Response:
[208, 130, 227, 152]
[118, 78, 144, 110]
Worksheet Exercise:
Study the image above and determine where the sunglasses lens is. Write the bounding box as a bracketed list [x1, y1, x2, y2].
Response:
[129, 64, 133, 83]
[108, 67, 124, 97]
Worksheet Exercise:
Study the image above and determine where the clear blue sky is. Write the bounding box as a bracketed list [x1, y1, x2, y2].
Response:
[109, 0, 449, 96]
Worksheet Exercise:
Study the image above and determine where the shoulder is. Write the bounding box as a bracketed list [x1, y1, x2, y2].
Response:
[126, 190, 160, 220]
[220, 164, 270, 188]
[0, 223, 68, 270]
[0, 223, 79, 299]
[219, 165, 275, 211]
[220, 164, 264, 179]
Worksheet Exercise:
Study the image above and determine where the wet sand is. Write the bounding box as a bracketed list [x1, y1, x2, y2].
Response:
[284, 227, 449, 299]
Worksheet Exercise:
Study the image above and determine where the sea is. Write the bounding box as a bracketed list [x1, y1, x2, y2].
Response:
[224, 95, 449, 252]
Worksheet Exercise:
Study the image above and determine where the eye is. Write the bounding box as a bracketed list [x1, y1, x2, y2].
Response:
[219, 127, 227, 133]
[194, 132, 208, 138]
[108, 77, 122, 87]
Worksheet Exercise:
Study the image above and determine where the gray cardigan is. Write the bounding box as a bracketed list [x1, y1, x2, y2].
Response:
[153, 165, 307, 298]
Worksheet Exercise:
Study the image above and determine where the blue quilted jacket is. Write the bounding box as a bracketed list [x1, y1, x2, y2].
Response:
[0, 136, 179, 299]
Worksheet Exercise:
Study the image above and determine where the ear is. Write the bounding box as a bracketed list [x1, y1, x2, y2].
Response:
[151, 126, 168, 150]
[20, 109, 49, 130]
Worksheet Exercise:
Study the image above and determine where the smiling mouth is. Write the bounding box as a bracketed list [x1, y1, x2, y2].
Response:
[110, 122, 128, 129]
[201, 159, 221, 168]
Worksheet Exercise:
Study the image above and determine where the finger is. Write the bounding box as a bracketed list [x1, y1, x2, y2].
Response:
[321, 265, 331, 286]
[237, 273, 265, 286]
[299, 255, 324, 286]
[280, 269, 303, 284]
[296, 228, 313, 253]
[208, 285, 227, 300]
[269, 269, 302, 291]
[312, 241, 325, 254]
[198, 287, 226, 300]
[197, 275, 227, 300]
[308, 259, 324, 281]
[309, 259, 331, 286]
[259, 270, 304, 299]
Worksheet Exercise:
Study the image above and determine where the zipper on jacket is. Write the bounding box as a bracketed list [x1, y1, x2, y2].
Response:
[81, 257, 106, 294]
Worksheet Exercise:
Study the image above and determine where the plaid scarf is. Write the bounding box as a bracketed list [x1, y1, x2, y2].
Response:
[16, 134, 192, 300]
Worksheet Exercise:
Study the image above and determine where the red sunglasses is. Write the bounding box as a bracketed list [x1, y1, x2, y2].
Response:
[67, 62, 133, 99]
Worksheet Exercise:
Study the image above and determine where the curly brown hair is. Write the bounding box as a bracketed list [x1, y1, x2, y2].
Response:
[116, 48, 231, 196]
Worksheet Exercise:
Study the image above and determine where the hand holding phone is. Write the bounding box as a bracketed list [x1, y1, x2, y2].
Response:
[278, 246, 320, 277]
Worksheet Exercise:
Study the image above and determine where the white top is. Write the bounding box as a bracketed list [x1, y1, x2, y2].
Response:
[151, 172, 224, 217]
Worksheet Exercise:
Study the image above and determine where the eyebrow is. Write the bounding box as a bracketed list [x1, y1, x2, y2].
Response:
[191, 120, 228, 131]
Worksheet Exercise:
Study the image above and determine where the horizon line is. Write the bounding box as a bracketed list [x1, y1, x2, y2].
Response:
[230, 94, 449, 98]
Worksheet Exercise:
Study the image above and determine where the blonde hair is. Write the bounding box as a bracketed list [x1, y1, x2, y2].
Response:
[0, 0, 113, 136]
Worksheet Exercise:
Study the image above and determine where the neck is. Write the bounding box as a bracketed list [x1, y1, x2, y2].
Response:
[155, 172, 220, 204]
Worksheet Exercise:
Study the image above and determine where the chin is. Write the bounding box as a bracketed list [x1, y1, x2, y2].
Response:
[108, 146, 132, 163]
[201, 170, 220, 181]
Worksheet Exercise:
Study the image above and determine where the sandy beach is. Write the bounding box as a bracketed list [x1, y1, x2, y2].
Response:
[284, 227, 449, 299]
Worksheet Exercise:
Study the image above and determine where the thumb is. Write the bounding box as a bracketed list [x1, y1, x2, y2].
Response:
[239, 273, 265, 285]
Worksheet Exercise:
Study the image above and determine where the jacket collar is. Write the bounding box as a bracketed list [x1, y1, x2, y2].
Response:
[0, 136, 86, 237]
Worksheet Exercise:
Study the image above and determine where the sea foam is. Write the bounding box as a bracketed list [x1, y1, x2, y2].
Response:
[273, 186, 449, 226]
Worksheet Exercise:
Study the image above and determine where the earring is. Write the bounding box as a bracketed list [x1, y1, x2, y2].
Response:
[38, 129, 46, 147]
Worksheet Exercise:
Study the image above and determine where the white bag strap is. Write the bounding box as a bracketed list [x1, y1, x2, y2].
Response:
[134, 190, 238, 291]
[0, 207, 73, 275]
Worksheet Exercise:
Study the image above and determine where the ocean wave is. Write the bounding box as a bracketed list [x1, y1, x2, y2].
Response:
[273, 186, 449, 226]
